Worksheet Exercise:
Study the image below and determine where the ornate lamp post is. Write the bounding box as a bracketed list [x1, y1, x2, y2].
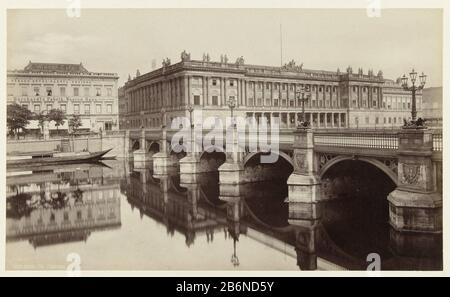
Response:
[187, 104, 195, 154]
[296, 86, 310, 128]
[401, 69, 426, 125]
[228, 97, 236, 128]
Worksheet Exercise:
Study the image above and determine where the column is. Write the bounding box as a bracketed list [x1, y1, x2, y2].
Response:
[184, 76, 189, 106]
[202, 76, 207, 107]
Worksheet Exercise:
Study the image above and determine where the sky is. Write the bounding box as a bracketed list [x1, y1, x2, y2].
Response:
[7, 8, 443, 87]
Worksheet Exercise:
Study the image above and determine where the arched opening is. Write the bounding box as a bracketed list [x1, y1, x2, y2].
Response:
[199, 151, 226, 173]
[131, 140, 140, 152]
[243, 151, 294, 183]
[240, 151, 294, 228]
[320, 159, 396, 261]
[148, 142, 160, 155]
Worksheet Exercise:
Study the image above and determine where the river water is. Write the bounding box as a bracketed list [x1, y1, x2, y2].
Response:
[5, 159, 442, 271]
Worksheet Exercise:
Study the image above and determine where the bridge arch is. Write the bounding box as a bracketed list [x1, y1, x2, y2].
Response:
[243, 150, 294, 168]
[319, 155, 398, 186]
[147, 141, 160, 154]
[131, 139, 140, 152]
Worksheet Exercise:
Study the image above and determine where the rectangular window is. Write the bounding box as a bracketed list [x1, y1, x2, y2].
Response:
[248, 98, 254, 106]
[96, 104, 102, 114]
[73, 87, 79, 97]
[60, 87, 66, 97]
[229, 80, 234, 87]
[266, 83, 270, 90]
[393, 117, 397, 124]
[46, 87, 52, 96]
[194, 95, 200, 105]
[46, 104, 52, 112]
[282, 84, 286, 91]
[274, 99, 279, 106]
[74, 104, 80, 114]
[107, 88, 112, 97]
[34, 105, 41, 112]
[96, 87, 101, 96]
[107, 104, 112, 114]
[265, 99, 271, 106]
[353, 86, 356, 92]
[281, 99, 287, 106]
[258, 82, 262, 90]
[373, 100, 377, 107]
[212, 79, 217, 86]
[84, 104, 90, 114]
[60, 104, 66, 112]
[290, 85, 294, 91]
[34, 86, 40, 96]
[257, 98, 262, 106]
[375, 117, 379, 124]
[289, 100, 294, 107]
[212, 96, 218, 106]
[21, 86, 28, 96]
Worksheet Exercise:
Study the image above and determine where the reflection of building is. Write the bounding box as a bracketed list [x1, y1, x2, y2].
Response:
[7, 61, 119, 133]
[422, 87, 442, 127]
[120, 52, 420, 129]
[6, 165, 122, 248]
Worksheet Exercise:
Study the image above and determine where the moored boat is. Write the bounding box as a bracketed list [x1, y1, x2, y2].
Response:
[7, 149, 113, 167]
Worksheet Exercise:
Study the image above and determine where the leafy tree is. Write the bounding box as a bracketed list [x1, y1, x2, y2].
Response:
[34, 111, 48, 137]
[68, 114, 82, 134]
[7, 103, 33, 139]
[48, 108, 66, 135]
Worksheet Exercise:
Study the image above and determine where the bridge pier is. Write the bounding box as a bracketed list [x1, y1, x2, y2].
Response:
[287, 127, 322, 204]
[179, 128, 203, 183]
[133, 129, 152, 169]
[388, 128, 442, 234]
[218, 126, 244, 186]
[153, 128, 176, 175]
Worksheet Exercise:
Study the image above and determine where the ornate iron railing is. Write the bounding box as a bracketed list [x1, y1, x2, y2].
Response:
[314, 131, 399, 150]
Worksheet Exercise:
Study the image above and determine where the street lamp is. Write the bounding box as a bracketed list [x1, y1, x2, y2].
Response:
[228, 97, 236, 128]
[401, 68, 426, 124]
[295, 86, 310, 128]
[187, 104, 194, 129]
[187, 104, 195, 154]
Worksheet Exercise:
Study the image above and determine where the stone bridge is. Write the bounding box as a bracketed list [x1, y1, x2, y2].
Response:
[123, 125, 442, 237]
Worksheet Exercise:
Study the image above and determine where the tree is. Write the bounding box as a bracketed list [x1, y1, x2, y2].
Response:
[68, 114, 82, 134]
[7, 103, 33, 139]
[48, 108, 66, 135]
[34, 111, 48, 137]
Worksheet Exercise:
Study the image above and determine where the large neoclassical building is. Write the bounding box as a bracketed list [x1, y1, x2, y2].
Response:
[7, 61, 120, 133]
[119, 52, 421, 130]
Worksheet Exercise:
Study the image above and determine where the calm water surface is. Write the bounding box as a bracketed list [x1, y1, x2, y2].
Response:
[5, 159, 442, 271]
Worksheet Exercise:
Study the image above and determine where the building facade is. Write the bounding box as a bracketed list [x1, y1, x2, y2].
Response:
[7, 62, 120, 133]
[120, 52, 421, 130]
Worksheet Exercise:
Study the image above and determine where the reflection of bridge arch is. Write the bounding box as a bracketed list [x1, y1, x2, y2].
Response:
[319, 155, 398, 185]
[243, 200, 293, 233]
[243, 151, 294, 168]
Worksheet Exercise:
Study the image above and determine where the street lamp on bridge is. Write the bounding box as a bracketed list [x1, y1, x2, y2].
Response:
[228, 97, 236, 128]
[295, 86, 310, 128]
[401, 69, 427, 125]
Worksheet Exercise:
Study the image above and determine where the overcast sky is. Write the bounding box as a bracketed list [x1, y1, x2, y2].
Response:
[7, 8, 443, 87]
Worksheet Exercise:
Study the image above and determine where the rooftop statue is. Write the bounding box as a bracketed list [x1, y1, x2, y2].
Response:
[235, 56, 245, 65]
[181, 50, 191, 62]
[282, 59, 303, 72]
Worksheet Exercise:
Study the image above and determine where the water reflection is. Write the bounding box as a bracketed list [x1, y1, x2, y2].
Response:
[5, 160, 442, 270]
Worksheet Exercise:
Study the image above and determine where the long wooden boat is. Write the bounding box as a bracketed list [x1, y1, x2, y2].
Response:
[7, 149, 113, 167]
